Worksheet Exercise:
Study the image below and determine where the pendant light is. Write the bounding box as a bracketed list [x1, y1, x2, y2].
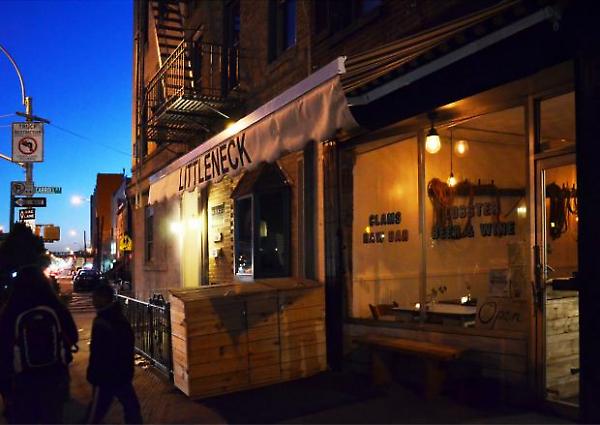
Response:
[425, 117, 441, 154]
[455, 139, 469, 156]
[447, 129, 457, 187]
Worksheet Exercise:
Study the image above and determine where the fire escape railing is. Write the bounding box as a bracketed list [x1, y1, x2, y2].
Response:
[145, 40, 240, 127]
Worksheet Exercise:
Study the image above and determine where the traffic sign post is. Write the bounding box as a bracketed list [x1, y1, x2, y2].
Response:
[11, 181, 34, 196]
[35, 186, 62, 194]
[13, 197, 46, 208]
[12, 122, 44, 163]
[19, 208, 35, 221]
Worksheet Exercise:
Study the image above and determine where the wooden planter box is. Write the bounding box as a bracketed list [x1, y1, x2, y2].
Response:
[169, 278, 326, 398]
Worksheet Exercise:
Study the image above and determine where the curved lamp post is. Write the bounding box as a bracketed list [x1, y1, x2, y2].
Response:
[1, 44, 50, 231]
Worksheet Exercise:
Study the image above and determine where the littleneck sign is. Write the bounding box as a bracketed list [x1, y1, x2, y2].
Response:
[178, 133, 252, 191]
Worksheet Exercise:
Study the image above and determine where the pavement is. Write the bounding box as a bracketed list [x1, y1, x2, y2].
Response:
[0, 279, 576, 423]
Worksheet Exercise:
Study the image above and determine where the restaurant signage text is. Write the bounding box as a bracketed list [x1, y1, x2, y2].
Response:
[431, 201, 516, 240]
[363, 210, 409, 244]
[179, 133, 252, 191]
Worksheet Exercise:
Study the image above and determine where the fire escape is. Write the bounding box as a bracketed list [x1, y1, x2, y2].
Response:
[144, 0, 241, 146]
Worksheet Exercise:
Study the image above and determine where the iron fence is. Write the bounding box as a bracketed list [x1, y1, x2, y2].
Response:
[116, 293, 173, 379]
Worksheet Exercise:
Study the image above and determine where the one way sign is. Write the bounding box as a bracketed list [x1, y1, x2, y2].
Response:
[13, 197, 47, 207]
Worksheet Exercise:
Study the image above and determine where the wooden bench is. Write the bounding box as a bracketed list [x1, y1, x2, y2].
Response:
[354, 335, 464, 399]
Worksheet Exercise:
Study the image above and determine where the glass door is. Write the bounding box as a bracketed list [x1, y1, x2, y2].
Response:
[536, 154, 579, 410]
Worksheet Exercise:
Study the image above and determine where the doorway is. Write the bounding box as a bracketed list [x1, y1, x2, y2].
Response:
[536, 153, 579, 414]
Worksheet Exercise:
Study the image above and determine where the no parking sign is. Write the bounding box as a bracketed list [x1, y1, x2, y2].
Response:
[12, 122, 44, 162]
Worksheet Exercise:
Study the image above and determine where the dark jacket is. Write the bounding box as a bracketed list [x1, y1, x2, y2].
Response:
[87, 302, 135, 386]
[0, 270, 78, 392]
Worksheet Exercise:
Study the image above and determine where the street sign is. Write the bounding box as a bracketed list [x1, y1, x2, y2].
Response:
[35, 186, 62, 194]
[43, 225, 60, 242]
[11, 181, 34, 196]
[13, 197, 47, 207]
[119, 235, 133, 251]
[19, 208, 35, 221]
[12, 122, 44, 162]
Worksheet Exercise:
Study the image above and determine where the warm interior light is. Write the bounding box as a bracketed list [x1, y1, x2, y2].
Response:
[454, 140, 469, 156]
[170, 221, 184, 235]
[517, 206, 527, 217]
[259, 220, 268, 237]
[447, 173, 457, 187]
[425, 127, 441, 154]
[188, 218, 202, 230]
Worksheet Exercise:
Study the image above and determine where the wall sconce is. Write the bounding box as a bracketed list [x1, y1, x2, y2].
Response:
[425, 123, 441, 154]
[454, 139, 469, 156]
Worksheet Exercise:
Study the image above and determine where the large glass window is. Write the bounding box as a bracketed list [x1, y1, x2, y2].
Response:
[351, 138, 421, 320]
[233, 164, 291, 279]
[424, 107, 528, 327]
[539, 92, 575, 153]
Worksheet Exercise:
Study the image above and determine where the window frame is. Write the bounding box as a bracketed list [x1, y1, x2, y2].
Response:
[233, 186, 292, 279]
[144, 206, 154, 263]
[268, 0, 297, 63]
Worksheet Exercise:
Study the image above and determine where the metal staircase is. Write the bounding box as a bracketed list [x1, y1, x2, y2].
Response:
[144, 0, 241, 146]
[151, 0, 185, 66]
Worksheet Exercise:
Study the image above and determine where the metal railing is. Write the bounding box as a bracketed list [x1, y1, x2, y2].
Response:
[145, 39, 240, 123]
[116, 293, 172, 379]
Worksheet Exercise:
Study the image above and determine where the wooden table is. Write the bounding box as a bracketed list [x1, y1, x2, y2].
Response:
[392, 304, 477, 326]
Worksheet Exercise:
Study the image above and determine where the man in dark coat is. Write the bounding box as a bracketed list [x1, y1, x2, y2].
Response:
[0, 223, 78, 424]
[0, 266, 79, 424]
[85, 284, 142, 424]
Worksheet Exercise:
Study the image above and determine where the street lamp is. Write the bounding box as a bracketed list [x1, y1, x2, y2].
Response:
[1, 43, 50, 231]
[70, 195, 89, 206]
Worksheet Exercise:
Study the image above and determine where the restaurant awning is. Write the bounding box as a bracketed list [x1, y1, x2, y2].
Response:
[148, 57, 357, 204]
[342, 1, 562, 130]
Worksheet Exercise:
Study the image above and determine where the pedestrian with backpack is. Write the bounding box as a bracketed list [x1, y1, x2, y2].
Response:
[0, 265, 79, 424]
[85, 284, 142, 424]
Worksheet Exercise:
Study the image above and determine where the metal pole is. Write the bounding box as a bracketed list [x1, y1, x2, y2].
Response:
[25, 96, 33, 184]
[83, 230, 87, 254]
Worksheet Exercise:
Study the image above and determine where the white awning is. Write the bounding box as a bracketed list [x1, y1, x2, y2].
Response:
[149, 57, 357, 205]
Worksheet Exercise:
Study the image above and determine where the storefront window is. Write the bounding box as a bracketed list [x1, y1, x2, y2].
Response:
[350, 138, 421, 320]
[424, 107, 529, 327]
[233, 163, 291, 279]
[539, 92, 575, 153]
[235, 196, 253, 275]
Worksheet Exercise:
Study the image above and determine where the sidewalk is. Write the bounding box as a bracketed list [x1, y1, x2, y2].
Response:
[2, 310, 574, 424]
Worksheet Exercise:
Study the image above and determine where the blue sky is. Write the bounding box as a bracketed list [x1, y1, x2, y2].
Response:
[0, 0, 132, 251]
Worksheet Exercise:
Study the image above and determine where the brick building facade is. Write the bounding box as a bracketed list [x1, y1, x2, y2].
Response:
[129, 1, 600, 420]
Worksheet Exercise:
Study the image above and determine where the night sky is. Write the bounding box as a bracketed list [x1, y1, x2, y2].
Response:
[0, 0, 132, 251]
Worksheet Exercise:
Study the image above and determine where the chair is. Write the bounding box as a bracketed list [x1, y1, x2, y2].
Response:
[369, 302, 399, 321]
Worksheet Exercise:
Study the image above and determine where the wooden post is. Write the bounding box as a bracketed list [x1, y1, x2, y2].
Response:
[323, 140, 344, 371]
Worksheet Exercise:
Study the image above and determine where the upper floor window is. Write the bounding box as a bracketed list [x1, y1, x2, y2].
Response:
[225, 0, 241, 90]
[268, 0, 297, 62]
[315, 0, 382, 35]
[145, 206, 154, 263]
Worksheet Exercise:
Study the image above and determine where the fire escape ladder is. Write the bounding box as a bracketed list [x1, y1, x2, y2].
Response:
[144, 1, 242, 146]
[151, 0, 185, 66]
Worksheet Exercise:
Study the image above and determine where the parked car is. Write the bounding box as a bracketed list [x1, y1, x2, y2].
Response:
[73, 269, 105, 292]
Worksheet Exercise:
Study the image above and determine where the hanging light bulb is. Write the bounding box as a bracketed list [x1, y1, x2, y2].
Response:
[425, 125, 441, 154]
[454, 139, 469, 156]
[447, 128, 457, 187]
[447, 172, 457, 187]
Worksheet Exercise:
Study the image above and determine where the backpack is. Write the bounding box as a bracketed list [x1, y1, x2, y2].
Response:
[13, 305, 67, 374]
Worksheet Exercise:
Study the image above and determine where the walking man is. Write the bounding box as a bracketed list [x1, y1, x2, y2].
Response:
[85, 284, 142, 424]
